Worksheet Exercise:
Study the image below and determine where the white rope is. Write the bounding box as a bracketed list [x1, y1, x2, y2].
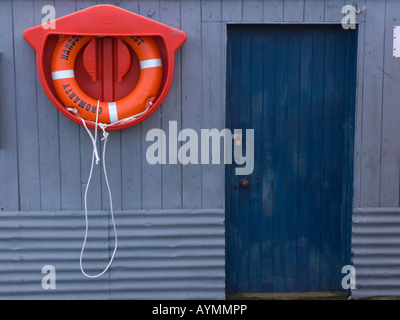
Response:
[79, 101, 118, 279]
[70, 101, 152, 278]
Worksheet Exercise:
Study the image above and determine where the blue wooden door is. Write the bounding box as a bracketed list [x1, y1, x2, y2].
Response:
[226, 25, 357, 293]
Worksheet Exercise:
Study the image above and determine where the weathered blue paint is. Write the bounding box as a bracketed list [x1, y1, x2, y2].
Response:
[225, 24, 357, 293]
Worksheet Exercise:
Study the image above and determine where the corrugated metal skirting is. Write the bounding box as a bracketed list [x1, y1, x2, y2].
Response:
[0, 209, 225, 300]
[352, 208, 400, 299]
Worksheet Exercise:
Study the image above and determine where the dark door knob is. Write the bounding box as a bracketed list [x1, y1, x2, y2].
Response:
[240, 178, 250, 189]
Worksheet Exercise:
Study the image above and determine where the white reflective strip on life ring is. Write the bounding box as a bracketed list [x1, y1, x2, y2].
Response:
[51, 69, 75, 80]
[139, 58, 162, 69]
[108, 102, 118, 123]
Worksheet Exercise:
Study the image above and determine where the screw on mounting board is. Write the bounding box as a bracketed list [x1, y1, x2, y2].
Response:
[352, 2, 366, 14]
[148, 9, 155, 17]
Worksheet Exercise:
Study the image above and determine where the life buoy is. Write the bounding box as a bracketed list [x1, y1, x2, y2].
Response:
[51, 35, 163, 124]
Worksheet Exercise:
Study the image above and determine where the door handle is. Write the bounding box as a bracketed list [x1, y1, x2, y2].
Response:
[239, 178, 250, 189]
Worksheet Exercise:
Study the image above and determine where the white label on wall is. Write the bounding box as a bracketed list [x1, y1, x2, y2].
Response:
[394, 26, 400, 58]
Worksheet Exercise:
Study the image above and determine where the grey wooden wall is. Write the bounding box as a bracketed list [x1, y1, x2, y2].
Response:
[0, 0, 226, 212]
[1, 0, 400, 299]
[2, 0, 399, 213]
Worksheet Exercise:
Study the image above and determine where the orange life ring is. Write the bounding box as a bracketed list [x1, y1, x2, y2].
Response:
[51, 35, 163, 124]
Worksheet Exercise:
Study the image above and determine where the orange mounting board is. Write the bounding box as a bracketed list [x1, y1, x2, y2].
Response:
[23, 4, 187, 131]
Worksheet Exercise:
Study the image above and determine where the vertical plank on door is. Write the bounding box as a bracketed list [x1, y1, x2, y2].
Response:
[296, 33, 312, 291]
[284, 33, 301, 290]
[260, 34, 276, 292]
[272, 33, 289, 292]
[338, 29, 353, 289]
[341, 28, 357, 272]
[334, 29, 350, 288]
[308, 32, 325, 291]
[235, 33, 251, 291]
[320, 33, 336, 289]
[248, 34, 264, 291]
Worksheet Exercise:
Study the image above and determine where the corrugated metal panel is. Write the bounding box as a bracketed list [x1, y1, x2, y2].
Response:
[0, 209, 225, 300]
[352, 208, 400, 299]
